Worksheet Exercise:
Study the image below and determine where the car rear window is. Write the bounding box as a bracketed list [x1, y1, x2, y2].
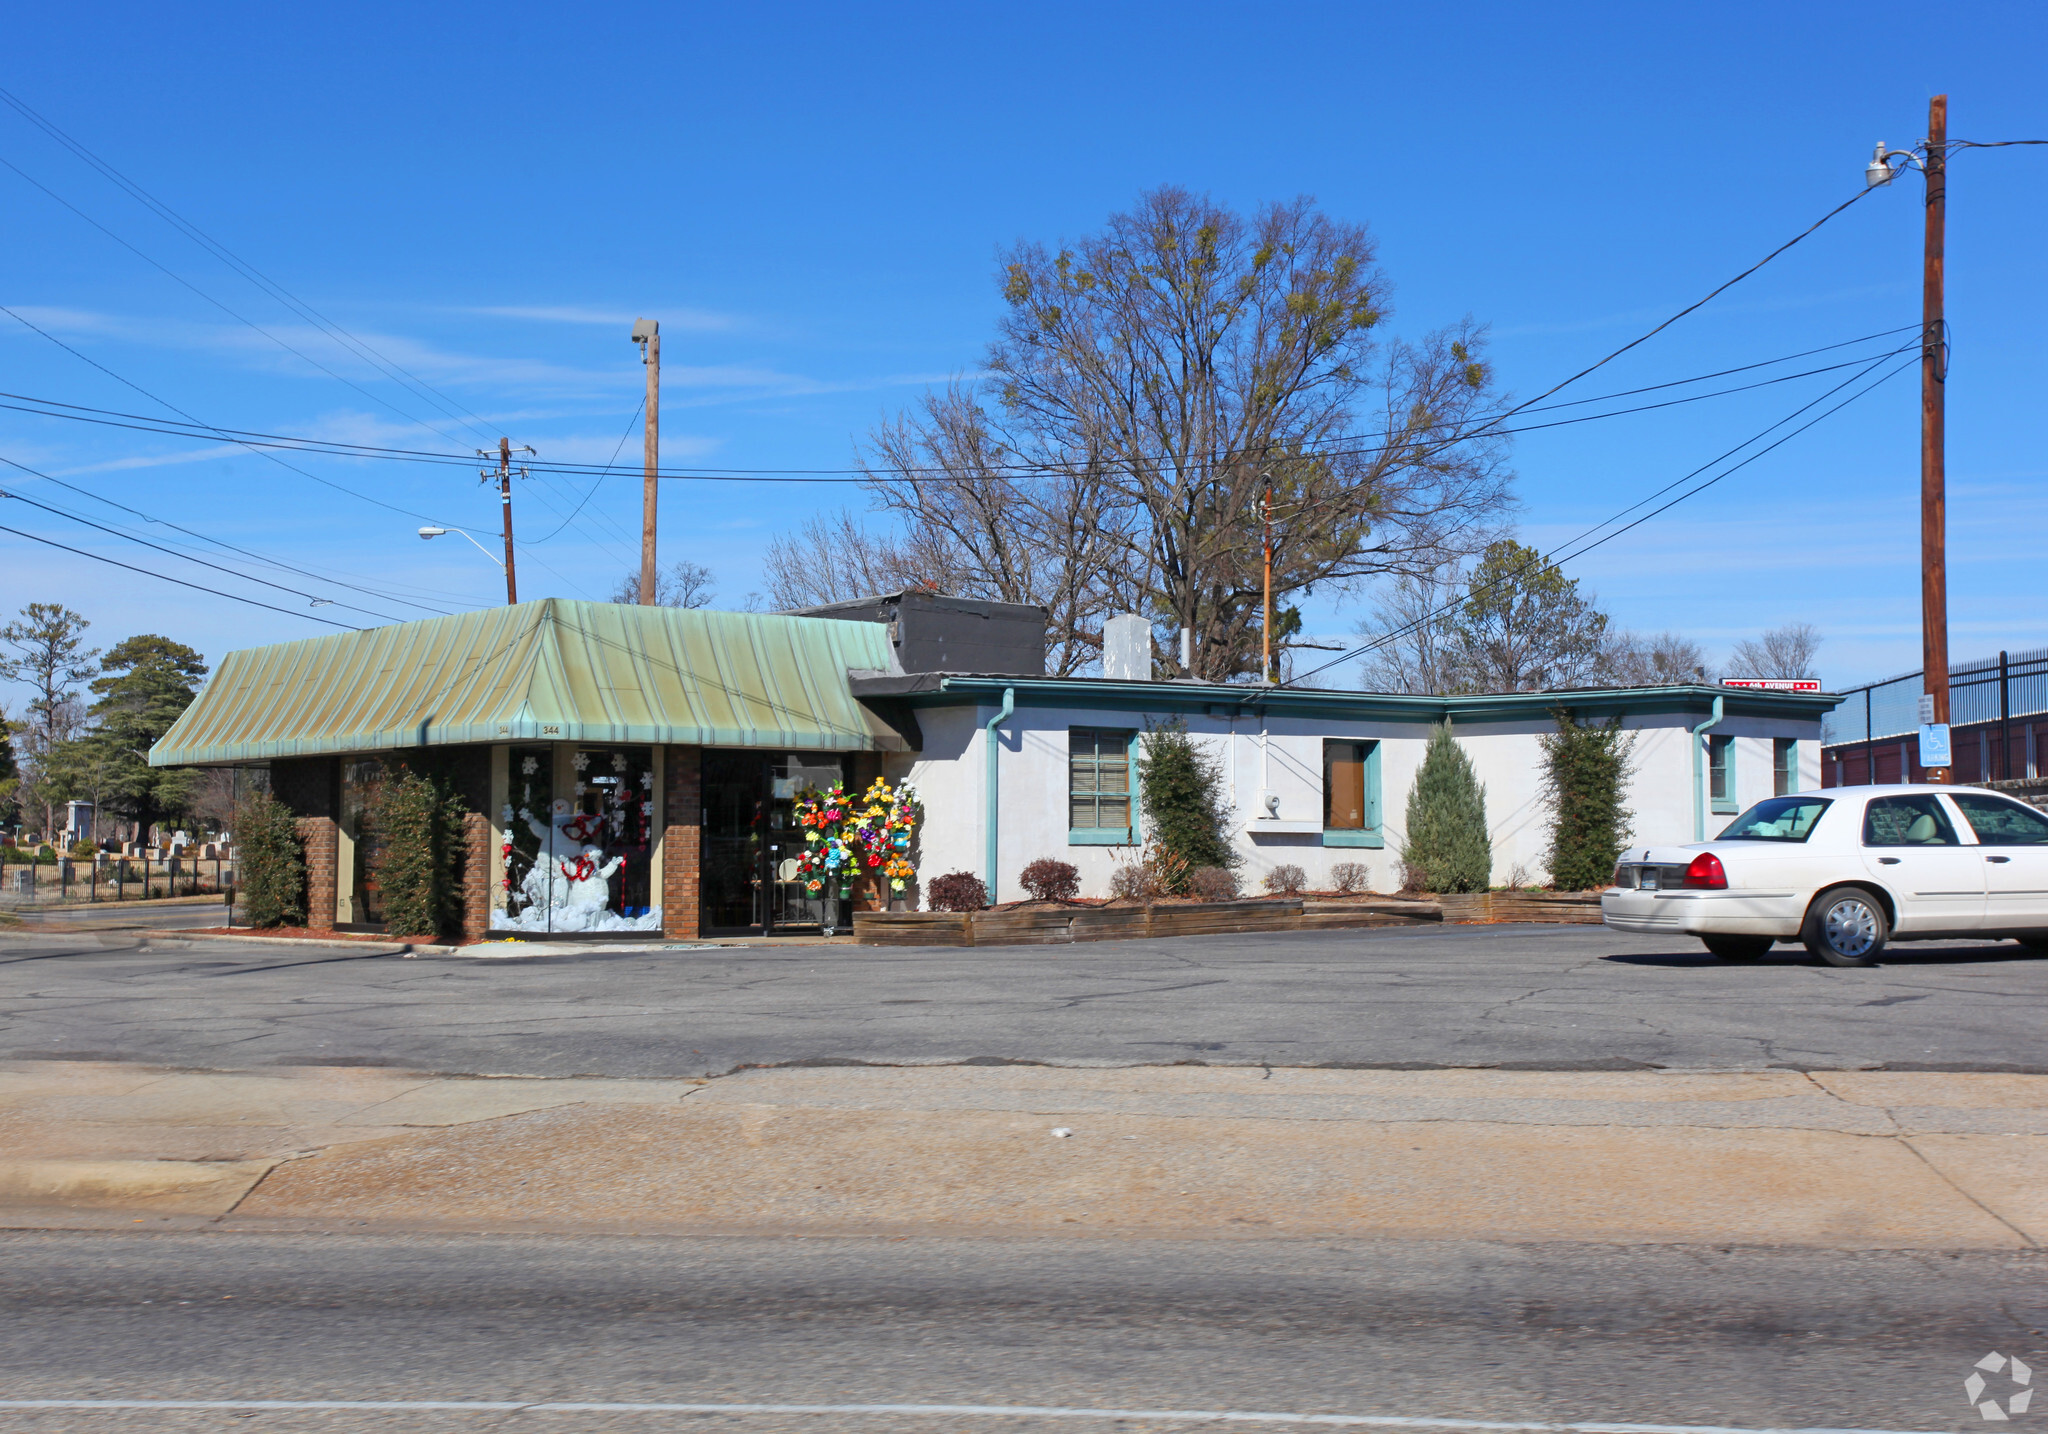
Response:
[1950, 792, 2048, 846]
[1718, 796, 1831, 842]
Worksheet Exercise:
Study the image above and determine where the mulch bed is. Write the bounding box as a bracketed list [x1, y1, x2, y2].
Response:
[185, 926, 448, 944]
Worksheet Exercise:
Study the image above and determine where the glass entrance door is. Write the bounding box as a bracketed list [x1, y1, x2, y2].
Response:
[701, 751, 849, 935]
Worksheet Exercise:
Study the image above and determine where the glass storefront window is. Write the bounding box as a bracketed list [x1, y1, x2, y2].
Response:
[497, 745, 660, 934]
[338, 757, 385, 926]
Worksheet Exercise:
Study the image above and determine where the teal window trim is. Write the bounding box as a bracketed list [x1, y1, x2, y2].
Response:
[1773, 738, 1797, 797]
[1709, 735, 1738, 813]
[1321, 739, 1384, 848]
[1067, 727, 1139, 847]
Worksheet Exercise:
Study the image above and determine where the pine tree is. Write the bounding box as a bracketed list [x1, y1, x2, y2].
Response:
[1540, 707, 1636, 891]
[1400, 719, 1492, 893]
[1138, 718, 1236, 885]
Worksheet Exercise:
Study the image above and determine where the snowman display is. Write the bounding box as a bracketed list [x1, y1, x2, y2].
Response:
[498, 796, 660, 933]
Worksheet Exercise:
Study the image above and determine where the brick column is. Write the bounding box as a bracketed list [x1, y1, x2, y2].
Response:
[661, 745, 702, 939]
[295, 816, 338, 931]
[460, 810, 491, 944]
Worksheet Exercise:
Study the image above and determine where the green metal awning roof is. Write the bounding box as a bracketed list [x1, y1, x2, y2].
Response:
[149, 599, 907, 766]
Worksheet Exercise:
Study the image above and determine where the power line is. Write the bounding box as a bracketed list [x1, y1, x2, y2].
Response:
[0, 84, 502, 448]
[0, 457, 418, 623]
[0, 328, 1919, 485]
[0, 518, 359, 630]
[1280, 350, 1919, 692]
[528, 397, 645, 544]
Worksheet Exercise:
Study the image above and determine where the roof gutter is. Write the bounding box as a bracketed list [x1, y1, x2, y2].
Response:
[984, 686, 1014, 899]
[1691, 694, 1726, 842]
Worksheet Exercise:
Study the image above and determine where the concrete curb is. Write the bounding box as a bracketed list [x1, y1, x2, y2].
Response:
[0, 1158, 277, 1214]
[6, 894, 222, 914]
[149, 931, 452, 955]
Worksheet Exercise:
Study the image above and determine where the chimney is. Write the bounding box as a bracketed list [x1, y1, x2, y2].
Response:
[1102, 613, 1151, 681]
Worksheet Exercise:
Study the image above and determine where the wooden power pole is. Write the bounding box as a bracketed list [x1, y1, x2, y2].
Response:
[1260, 477, 1275, 684]
[633, 318, 660, 605]
[1920, 95, 1950, 781]
[495, 436, 518, 605]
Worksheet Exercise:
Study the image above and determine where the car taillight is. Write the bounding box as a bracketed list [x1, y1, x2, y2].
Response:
[1682, 852, 1727, 889]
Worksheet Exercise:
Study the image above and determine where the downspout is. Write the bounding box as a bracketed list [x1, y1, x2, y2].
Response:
[984, 687, 1015, 899]
[1690, 694, 1725, 842]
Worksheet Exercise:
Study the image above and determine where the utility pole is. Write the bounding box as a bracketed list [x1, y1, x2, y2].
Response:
[476, 437, 533, 605]
[632, 318, 660, 605]
[1260, 476, 1275, 684]
[1919, 95, 1950, 782]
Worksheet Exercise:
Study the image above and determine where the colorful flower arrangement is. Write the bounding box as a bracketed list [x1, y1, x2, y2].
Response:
[791, 777, 921, 901]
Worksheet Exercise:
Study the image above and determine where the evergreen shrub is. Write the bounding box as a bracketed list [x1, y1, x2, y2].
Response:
[234, 790, 305, 927]
[1138, 718, 1236, 891]
[371, 767, 470, 939]
[1540, 707, 1637, 890]
[1400, 720, 1492, 893]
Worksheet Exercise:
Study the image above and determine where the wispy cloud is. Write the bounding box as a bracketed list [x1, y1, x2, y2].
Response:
[467, 305, 740, 332]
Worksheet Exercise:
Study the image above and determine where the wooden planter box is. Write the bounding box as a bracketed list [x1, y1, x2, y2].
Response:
[1436, 891, 1605, 925]
[853, 896, 1449, 947]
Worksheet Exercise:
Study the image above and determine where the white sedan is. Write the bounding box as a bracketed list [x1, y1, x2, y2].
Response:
[1600, 783, 2048, 966]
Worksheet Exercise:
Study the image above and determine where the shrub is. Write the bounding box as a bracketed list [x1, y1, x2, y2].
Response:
[1108, 862, 1165, 901]
[1398, 860, 1428, 896]
[69, 840, 96, 859]
[370, 767, 472, 939]
[234, 789, 306, 928]
[1261, 863, 1307, 896]
[925, 871, 987, 912]
[1400, 720, 1492, 893]
[1018, 858, 1080, 903]
[1329, 861, 1371, 894]
[1187, 865, 1239, 901]
[1138, 718, 1236, 886]
[37, 844, 57, 861]
[1540, 707, 1637, 891]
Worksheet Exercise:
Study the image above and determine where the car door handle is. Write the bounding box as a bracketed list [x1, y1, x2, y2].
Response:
[1877, 857, 1901, 865]
[1987, 855, 2012, 864]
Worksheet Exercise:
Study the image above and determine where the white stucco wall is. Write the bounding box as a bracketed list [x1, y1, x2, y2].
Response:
[891, 696, 1826, 902]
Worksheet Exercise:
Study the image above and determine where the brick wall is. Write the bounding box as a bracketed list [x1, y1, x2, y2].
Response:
[460, 809, 491, 944]
[661, 745, 702, 939]
[295, 815, 338, 931]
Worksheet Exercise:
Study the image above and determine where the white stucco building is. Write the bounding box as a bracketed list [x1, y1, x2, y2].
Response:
[864, 671, 1832, 902]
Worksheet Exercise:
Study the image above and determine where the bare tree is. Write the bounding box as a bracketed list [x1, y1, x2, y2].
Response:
[1728, 623, 1822, 683]
[840, 187, 1514, 681]
[761, 512, 923, 611]
[859, 384, 1132, 675]
[612, 559, 719, 609]
[1356, 563, 1465, 694]
[1600, 631, 1713, 686]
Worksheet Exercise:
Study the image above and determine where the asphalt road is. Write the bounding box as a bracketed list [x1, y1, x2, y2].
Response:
[2, 923, 2043, 1076]
[0, 1230, 2038, 1432]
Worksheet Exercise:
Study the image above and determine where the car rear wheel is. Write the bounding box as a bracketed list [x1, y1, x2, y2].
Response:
[1702, 935, 1773, 961]
[1803, 887, 1888, 967]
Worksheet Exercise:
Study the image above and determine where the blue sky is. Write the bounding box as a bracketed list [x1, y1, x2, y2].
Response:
[3, 0, 2043, 701]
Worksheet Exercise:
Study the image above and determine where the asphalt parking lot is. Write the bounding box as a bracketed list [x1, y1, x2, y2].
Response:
[3, 922, 2042, 1077]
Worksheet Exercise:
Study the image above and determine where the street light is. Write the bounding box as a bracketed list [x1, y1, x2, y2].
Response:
[417, 525, 506, 568]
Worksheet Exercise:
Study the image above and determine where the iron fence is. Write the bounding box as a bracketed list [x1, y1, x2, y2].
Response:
[1822, 646, 2048, 746]
[0, 852, 236, 907]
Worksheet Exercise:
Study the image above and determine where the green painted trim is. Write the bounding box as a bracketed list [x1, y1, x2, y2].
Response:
[1709, 734, 1738, 814]
[1126, 730, 1143, 843]
[920, 676, 1839, 726]
[1068, 829, 1137, 846]
[1321, 829, 1383, 848]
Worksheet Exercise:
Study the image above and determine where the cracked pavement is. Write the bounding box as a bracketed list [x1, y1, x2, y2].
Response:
[3, 922, 2044, 1076]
